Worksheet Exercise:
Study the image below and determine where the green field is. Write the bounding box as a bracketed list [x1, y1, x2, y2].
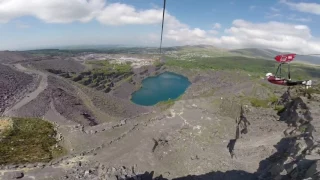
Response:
[87, 60, 132, 75]
[0, 117, 65, 165]
[165, 56, 320, 80]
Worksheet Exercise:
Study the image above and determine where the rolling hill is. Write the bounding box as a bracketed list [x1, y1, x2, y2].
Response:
[229, 48, 320, 65]
[162, 45, 320, 65]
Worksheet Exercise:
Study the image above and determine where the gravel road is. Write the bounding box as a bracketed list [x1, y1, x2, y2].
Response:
[3, 64, 48, 117]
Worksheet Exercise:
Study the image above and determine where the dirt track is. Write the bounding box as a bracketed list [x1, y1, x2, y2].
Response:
[3, 64, 48, 117]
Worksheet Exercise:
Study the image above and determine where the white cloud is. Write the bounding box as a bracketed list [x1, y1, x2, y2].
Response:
[230, 20, 319, 53]
[96, 3, 163, 25]
[287, 14, 312, 22]
[228, 20, 311, 39]
[96, 3, 187, 30]
[208, 30, 219, 35]
[166, 28, 208, 43]
[0, 0, 320, 54]
[164, 19, 320, 54]
[15, 21, 30, 29]
[265, 13, 283, 19]
[250, 5, 256, 10]
[0, 0, 105, 23]
[0, 0, 185, 29]
[213, 23, 221, 29]
[270, 7, 280, 12]
[281, 0, 320, 15]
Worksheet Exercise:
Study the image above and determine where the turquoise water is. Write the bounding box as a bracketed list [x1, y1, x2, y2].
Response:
[131, 72, 191, 106]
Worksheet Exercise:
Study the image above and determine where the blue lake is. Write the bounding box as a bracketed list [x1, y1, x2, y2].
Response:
[131, 72, 191, 106]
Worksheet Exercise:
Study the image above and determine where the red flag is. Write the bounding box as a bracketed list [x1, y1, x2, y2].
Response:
[274, 54, 296, 63]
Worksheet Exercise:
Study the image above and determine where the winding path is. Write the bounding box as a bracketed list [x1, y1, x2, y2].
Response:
[3, 64, 48, 117]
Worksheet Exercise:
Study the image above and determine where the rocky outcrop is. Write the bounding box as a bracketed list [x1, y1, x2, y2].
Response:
[278, 97, 313, 127]
[2, 171, 24, 179]
[274, 88, 292, 107]
[0, 64, 36, 114]
[63, 164, 141, 180]
[54, 96, 320, 180]
[257, 97, 320, 180]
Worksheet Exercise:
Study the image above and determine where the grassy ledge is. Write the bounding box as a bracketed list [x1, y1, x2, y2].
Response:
[249, 95, 278, 108]
[0, 117, 66, 165]
[156, 95, 182, 110]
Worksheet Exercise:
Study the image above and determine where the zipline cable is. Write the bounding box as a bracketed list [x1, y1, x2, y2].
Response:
[160, 0, 166, 56]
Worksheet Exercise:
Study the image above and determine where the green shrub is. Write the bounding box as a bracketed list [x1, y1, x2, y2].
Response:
[274, 105, 285, 113]
[299, 125, 308, 133]
[268, 95, 278, 104]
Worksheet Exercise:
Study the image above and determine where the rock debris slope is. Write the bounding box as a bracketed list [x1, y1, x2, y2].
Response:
[1, 51, 320, 180]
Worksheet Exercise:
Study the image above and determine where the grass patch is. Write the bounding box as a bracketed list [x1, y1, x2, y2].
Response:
[199, 89, 216, 98]
[268, 95, 278, 104]
[305, 85, 320, 95]
[212, 98, 223, 108]
[156, 95, 182, 110]
[249, 95, 278, 108]
[298, 124, 308, 133]
[0, 117, 12, 135]
[219, 97, 242, 119]
[249, 98, 270, 108]
[51, 145, 68, 159]
[260, 82, 272, 89]
[274, 105, 285, 114]
[0, 117, 65, 165]
[157, 99, 175, 108]
[153, 60, 164, 68]
[87, 60, 132, 75]
[294, 84, 320, 99]
[113, 74, 134, 89]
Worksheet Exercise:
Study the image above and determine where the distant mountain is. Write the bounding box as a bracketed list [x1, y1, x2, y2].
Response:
[229, 48, 320, 65]
[229, 48, 279, 59]
[58, 44, 128, 50]
[295, 55, 320, 65]
[164, 45, 232, 57]
[170, 45, 228, 51]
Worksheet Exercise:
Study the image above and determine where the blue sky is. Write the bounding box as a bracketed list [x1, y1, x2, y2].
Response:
[1, 0, 320, 53]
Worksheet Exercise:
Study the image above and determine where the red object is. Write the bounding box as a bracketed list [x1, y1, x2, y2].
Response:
[267, 76, 286, 86]
[274, 54, 296, 63]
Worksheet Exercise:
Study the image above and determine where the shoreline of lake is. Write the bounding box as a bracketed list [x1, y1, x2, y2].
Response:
[130, 71, 191, 106]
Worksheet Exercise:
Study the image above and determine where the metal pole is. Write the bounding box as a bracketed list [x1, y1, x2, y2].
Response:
[280, 64, 282, 79]
[275, 64, 281, 78]
[288, 63, 291, 80]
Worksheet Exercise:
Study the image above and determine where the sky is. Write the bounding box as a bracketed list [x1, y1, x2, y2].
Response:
[1, 0, 320, 54]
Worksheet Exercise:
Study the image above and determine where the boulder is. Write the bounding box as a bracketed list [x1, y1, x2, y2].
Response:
[3, 171, 24, 179]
